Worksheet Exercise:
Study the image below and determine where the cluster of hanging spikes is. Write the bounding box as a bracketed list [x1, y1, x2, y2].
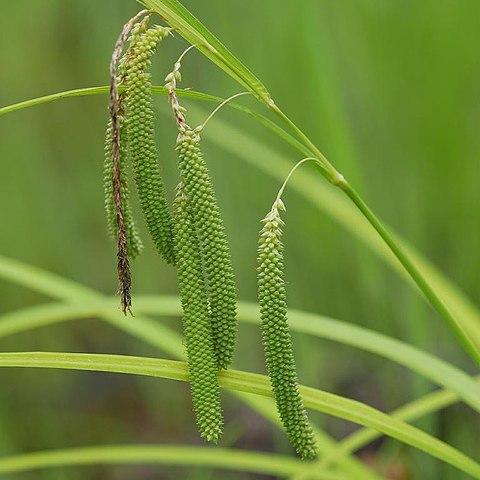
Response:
[104, 15, 237, 442]
[105, 12, 174, 313]
[105, 12, 321, 458]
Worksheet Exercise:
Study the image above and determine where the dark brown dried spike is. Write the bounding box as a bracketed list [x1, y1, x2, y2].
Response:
[108, 9, 150, 315]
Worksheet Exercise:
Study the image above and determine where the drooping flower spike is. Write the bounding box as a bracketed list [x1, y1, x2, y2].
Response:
[174, 127, 238, 369]
[105, 9, 151, 314]
[166, 50, 242, 370]
[257, 157, 321, 459]
[122, 22, 176, 266]
[173, 182, 224, 442]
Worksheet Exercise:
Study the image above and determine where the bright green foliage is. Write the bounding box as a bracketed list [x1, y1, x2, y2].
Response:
[176, 127, 237, 369]
[173, 182, 224, 443]
[257, 199, 317, 459]
[122, 24, 176, 265]
[103, 118, 143, 258]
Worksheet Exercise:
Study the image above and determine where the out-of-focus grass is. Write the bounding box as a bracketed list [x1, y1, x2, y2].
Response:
[0, 1, 479, 479]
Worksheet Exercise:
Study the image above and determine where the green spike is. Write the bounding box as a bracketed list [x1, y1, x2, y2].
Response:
[123, 25, 176, 264]
[257, 199, 317, 459]
[175, 127, 237, 369]
[173, 182, 224, 443]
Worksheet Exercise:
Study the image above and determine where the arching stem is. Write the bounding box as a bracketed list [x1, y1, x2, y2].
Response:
[197, 91, 251, 132]
[275, 157, 324, 203]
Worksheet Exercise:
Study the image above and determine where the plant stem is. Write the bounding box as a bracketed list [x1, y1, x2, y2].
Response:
[270, 105, 340, 183]
[338, 179, 480, 366]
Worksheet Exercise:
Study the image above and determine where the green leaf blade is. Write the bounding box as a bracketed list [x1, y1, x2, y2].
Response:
[0, 351, 478, 479]
[139, 0, 272, 103]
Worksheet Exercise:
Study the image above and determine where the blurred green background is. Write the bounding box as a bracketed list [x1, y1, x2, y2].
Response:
[0, 1, 479, 479]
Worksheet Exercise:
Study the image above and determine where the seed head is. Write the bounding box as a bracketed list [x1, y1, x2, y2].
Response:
[257, 198, 317, 459]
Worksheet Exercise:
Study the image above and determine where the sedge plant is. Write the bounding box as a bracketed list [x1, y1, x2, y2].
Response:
[0, 2, 479, 479]
[100, 9, 479, 457]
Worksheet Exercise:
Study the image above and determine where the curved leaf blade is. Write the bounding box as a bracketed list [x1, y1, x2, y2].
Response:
[0, 351, 478, 479]
[0, 445, 314, 478]
[138, 0, 272, 104]
[1, 293, 479, 414]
